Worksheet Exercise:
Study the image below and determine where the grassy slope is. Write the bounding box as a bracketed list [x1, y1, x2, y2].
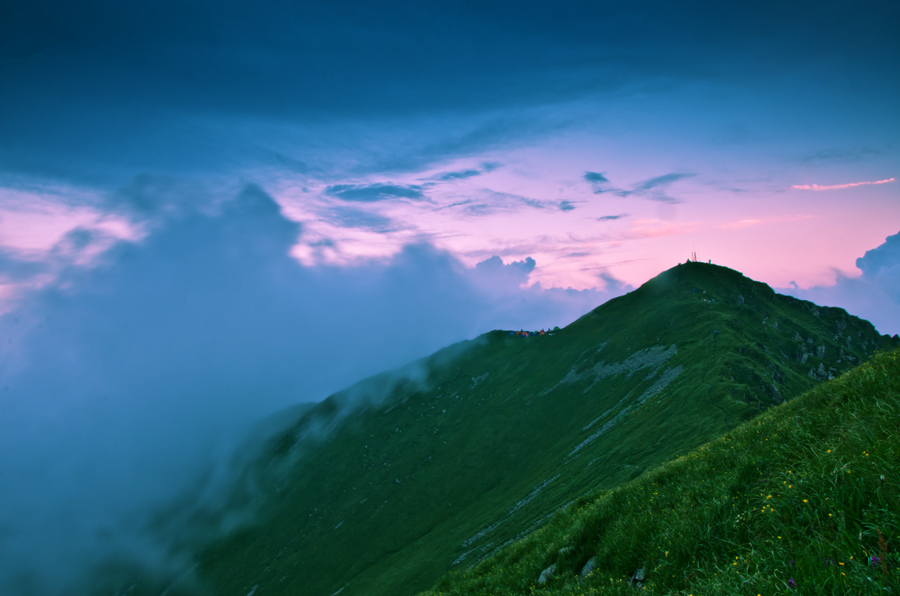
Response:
[121, 263, 896, 596]
[422, 347, 900, 596]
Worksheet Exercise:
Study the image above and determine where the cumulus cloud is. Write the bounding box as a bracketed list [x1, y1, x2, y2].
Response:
[0, 179, 623, 594]
[780, 231, 900, 336]
[858, 232, 900, 276]
[473, 255, 536, 286]
[325, 183, 425, 202]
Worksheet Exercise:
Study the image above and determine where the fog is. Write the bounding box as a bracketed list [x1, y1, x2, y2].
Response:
[0, 181, 625, 594]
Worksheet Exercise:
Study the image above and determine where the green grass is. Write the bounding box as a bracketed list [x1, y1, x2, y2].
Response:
[422, 347, 900, 595]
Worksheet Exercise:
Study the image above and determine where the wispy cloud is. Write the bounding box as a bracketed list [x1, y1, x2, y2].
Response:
[433, 200, 475, 212]
[627, 173, 693, 194]
[437, 169, 482, 181]
[584, 172, 609, 183]
[325, 207, 399, 233]
[584, 171, 692, 203]
[720, 218, 762, 229]
[458, 191, 554, 217]
[719, 214, 815, 229]
[584, 171, 611, 194]
[325, 183, 425, 202]
[433, 162, 501, 182]
[625, 218, 699, 239]
[791, 177, 895, 191]
[597, 213, 628, 221]
[616, 173, 693, 203]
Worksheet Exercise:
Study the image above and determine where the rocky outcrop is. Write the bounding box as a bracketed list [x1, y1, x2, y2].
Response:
[537, 564, 556, 584]
[579, 556, 598, 577]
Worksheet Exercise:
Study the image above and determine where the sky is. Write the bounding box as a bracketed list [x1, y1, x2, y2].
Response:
[0, 0, 898, 593]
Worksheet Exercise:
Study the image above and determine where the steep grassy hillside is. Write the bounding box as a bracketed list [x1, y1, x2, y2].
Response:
[108, 262, 897, 596]
[422, 347, 900, 595]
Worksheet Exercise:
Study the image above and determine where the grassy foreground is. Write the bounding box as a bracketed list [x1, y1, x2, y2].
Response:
[422, 348, 900, 596]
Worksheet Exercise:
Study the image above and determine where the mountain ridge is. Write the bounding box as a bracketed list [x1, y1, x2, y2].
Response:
[101, 261, 898, 596]
[422, 346, 900, 595]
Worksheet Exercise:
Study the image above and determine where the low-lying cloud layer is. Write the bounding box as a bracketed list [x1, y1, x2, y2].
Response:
[0, 180, 626, 594]
[781, 231, 900, 337]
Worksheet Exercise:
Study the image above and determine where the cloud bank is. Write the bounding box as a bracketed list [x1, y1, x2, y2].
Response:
[0, 180, 625, 594]
[780, 231, 900, 337]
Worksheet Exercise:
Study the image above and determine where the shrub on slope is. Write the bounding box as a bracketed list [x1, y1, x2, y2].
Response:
[423, 348, 900, 595]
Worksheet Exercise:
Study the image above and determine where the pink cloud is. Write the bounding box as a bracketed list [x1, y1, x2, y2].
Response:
[720, 218, 762, 229]
[791, 177, 895, 191]
[0, 187, 136, 253]
[719, 214, 815, 230]
[625, 218, 699, 239]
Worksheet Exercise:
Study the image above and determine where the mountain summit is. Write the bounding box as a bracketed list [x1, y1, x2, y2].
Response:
[118, 262, 898, 596]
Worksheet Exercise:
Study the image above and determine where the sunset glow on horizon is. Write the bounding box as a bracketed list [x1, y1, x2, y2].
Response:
[0, 1, 897, 346]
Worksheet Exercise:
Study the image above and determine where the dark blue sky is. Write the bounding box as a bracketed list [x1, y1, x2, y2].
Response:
[3, 0, 898, 296]
[2, 0, 897, 183]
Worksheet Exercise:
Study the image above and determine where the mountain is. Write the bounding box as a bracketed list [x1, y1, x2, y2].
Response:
[422, 346, 900, 595]
[109, 262, 898, 595]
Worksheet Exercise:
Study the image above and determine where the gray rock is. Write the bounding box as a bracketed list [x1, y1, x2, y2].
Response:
[537, 564, 556, 584]
[630, 568, 645, 586]
[817, 344, 826, 358]
[580, 556, 598, 578]
[770, 384, 782, 403]
[558, 546, 574, 556]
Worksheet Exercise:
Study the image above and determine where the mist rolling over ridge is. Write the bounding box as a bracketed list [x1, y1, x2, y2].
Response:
[0, 181, 621, 594]
[168, 260, 898, 596]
